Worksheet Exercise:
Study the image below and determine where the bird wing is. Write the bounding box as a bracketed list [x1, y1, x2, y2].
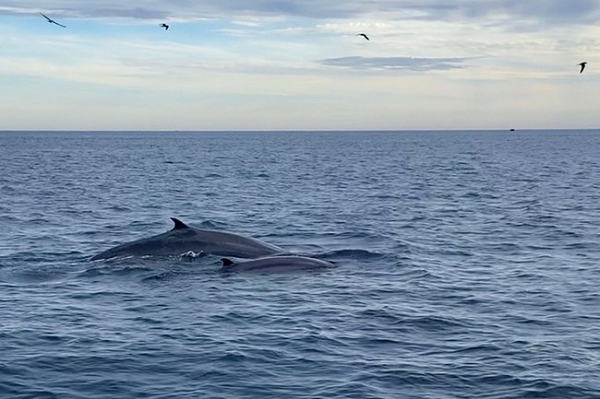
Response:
[580, 64, 586, 73]
[40, 12, 66, 27]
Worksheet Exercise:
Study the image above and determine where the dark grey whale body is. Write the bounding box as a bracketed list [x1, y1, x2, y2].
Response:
[91, 218, 284, 260]
[220, 256, 332, 273]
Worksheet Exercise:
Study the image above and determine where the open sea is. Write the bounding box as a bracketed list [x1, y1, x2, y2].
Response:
[1, 129, 600, 398]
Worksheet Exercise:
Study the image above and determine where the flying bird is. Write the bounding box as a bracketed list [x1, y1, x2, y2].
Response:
[356, 33, 369, 41]
[40, 13, 66, 28]
[578, 62, 587, 74]
[160, 23, 169, 30]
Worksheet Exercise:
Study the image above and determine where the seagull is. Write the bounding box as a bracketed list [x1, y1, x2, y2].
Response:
[40, 13, 66, 28]
[578, 62, 587, 74]
[356, 33, 369, 41]
[160, 23, 169, 30]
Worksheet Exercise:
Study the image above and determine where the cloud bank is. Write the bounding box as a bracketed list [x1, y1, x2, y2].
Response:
[321, 56, 470, 71]
[1, 0, 600, 25]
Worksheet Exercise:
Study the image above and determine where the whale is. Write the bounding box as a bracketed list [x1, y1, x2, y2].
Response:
[91, 218, 284, 260]
[220, 255, 332, 273]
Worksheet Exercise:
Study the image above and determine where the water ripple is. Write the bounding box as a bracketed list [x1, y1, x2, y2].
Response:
[1, 130, 600, 398]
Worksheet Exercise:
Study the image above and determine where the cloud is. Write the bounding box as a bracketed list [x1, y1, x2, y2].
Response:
[2, 1, 600, 25]
[1, 0, 599, 130]
[427, 0, 600, 24]
[320, 56, 470, 71]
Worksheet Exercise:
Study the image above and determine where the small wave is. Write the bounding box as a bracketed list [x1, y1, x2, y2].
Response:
[141, 269, 185, 282]
[403, 314, 473, 331]
[77, 264, 156, 278]
[520, 385, 596, 399]
[197, 220, 225, 229]
[324, 231, 376, 239]
[563, 242, 596, 250]
[5, 269, 70, 285]
[282, 243, 327, 253]
[0, 214, 20, 222]
[3, 251, 80, 264]
[358, 307, 404, 325]
[366, 194, 402, 200]
[315, 249, 387, 261]
[217, 351, 249, 363]
[108, 205, 132, 212]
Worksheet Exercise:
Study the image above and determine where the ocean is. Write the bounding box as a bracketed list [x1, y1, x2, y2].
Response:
[1, 130, 599, 398]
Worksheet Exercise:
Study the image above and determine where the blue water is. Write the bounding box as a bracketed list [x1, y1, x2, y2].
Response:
[1, 130, 600, 398]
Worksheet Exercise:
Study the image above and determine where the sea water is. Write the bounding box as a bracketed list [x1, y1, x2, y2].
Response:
[1, 130, 599, 398]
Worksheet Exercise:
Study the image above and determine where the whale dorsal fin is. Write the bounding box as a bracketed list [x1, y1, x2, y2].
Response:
[170, 218, 189, 230]
[221, 258, 234, 267]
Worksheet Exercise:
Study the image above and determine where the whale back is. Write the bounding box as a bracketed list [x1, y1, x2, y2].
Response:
[220, 256, 331, 272]
[91, 218, 284, 260]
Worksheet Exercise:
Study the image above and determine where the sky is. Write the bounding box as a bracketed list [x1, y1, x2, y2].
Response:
[1, 0, 600, 130]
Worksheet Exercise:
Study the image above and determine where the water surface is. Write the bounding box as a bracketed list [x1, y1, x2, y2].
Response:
[1, 130, 599, 398]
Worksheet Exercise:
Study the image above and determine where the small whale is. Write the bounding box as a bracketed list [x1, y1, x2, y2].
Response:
[91, 218, 284, 260]
[40, 13, 66, 28]
[160, 23, 169, 30]
[579, 62, 587, 74]
[356, 33, 369, 41]
[220, 255, 332, 273]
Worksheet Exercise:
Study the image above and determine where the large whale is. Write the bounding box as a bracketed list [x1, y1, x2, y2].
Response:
[91, 218, 284, 260]
[220, 255, 332, 273]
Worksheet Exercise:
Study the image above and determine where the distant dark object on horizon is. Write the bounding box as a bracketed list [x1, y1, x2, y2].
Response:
[579, 62, 587, 74]
[40, 12, 66, 28]
[510, 128, 515, 131]
[160, 23, 169, 30]
[356, 33, 369, 41]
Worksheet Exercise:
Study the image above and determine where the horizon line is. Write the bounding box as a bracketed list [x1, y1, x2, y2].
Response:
[1, 129, 600, 134]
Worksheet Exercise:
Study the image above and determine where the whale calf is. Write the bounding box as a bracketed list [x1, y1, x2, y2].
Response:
[91, 218, 284, 260]
[220, 255, 332, 273]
